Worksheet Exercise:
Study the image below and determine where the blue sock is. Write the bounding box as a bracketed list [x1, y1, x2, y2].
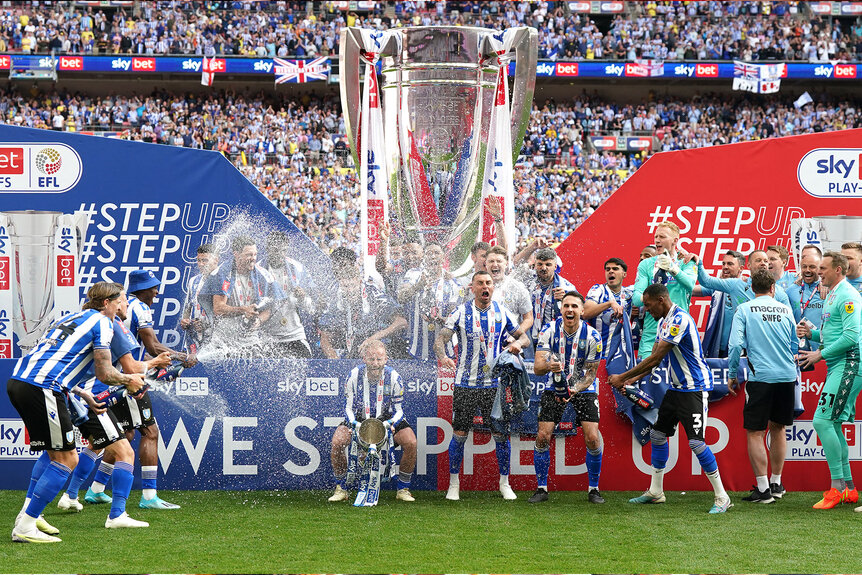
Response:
[25, 461, 71, 519]
[534, 445, 550, 489]
[397, 471, 412, 490]
[141, 465, 157, 492]
[448, 435, 467, 475]
[690, 439, 718, 473]
[586, 446, 603, 490]
[66, 449, 99, 498]
[334, 474, 346, 489]
[92, 460, 114, 491]
[651, 440, 669, 469]
[109, 461, 135, 519]
[494, 436, 510, 477]
[26, 451, 51, 500]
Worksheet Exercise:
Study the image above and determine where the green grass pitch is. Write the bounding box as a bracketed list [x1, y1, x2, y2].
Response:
[2, 489, 862, 573]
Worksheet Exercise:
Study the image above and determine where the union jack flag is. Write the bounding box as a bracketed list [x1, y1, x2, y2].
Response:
[273, 56, 331, 84]
[733, 60, 760, 79]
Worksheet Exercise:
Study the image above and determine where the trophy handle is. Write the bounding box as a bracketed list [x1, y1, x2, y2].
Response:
[507, 27, 538, 164]
[339, 28, 364, 169]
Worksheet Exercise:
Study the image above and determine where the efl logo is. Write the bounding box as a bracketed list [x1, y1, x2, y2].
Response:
[132, 57, 157, 71]
[0, 147, 24, 174]
[835, 64, 857, 78]
[58, 56, 83, 70]
[695, 64, 719, 77]
[592, 137, 617, 149]
[56, 255, 75, 286]
[305, 377, 338, 396]
[176, 377, 209, 396]
[555, 62, 578, 76]
[0, 419, 39, 459]
[797, 148, 862, 197]
[0, 256, 8, 290]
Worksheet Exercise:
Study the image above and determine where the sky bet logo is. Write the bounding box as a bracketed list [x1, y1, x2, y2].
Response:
[797, 148, 862, 197]
[814, 64, 856, 78]
[305, 377, 338, 396]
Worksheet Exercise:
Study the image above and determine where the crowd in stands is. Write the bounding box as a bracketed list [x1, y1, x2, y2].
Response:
[0, 1, 859, 62]
[0, 85, 858, 251]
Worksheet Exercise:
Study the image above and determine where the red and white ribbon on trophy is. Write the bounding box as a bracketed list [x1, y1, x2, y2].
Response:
[479, 31, 517, 259]
[357, 30, 391, 278]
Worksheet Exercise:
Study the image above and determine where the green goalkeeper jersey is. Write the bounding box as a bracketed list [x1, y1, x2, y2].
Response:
[810, 279, 862, 367]
[632, 254, 697, 357]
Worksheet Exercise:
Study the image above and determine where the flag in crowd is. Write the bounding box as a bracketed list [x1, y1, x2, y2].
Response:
[274, 56, 331, 84]
[732, 61, 786, 94]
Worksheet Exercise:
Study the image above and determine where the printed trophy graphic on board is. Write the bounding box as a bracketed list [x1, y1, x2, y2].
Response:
[0, 210, 90, 356]
[340, 26, 537, 275]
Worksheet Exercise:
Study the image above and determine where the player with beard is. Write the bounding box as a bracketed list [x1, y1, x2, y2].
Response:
[689, 250, 744, 358]
[261, 232, 315, 358]
[532, 292, 604, 504]
[327, 340, 417, 502]
[609, 284, 732, 514]
[86, 269, 196, 511]
[584, 258, 632, 355]
[435, 271, 530, 501]
[398, 243, 462, 360]
[632, 221, 696, 358]
[787, 250, 824, 352]
[530, 247, 577, 345]
[693, 250, 792, 349]
[180, 243, 218, 354]
[485, 246, 534, 338]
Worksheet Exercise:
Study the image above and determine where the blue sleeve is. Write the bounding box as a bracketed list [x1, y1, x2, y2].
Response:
[774, 286, 791, 308]
[727, 308, 746, 376]
[93, 316, 113, 350]
[674, 260, 697, 292]
[785, 285, 802, 323]
[697, 261, 735, 293]
[110, 320, 139, 362]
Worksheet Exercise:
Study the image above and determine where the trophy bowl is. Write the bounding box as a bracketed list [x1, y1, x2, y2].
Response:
[357, 417, 387, 451]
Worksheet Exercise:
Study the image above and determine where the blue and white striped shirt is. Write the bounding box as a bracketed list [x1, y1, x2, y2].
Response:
[124, 295, 154, 361]
[445, 301, 519, 388]
[656, 304, 713, 391]
[345, 365, 404, 425]
[536, 317, 602, 393]
[12, 309, 113, 393]
[586, 283, 633, 357]
[80, 317, 140, 395]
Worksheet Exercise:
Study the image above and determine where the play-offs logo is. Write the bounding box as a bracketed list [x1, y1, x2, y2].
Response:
[0, 143, 82, 193]
[798, 148, 862, 197]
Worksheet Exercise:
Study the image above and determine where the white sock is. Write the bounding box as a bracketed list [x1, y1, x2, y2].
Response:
[91, 481, 106, 494]
[649, 467, 664, 494]
[143, 488, 157, 500]
[20, 497, 31, 515]
[499, 474, 510, 486]
[707, 469, 728, 500]
[756, 475, 769, 492]
[770, 473, 782, 485]
[449, 473, 459, 487]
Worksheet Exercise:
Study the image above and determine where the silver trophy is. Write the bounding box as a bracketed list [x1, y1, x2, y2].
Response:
[340, 26, 537, 273]
[1, 210, 89, 354]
